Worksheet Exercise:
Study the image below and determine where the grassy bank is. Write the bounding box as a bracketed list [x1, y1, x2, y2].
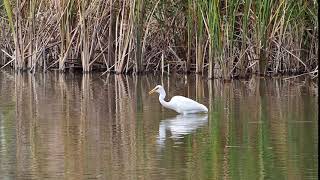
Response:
[0, 0, 318, 79]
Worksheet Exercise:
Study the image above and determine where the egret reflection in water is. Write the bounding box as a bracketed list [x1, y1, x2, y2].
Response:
[157, 114, 208, 146]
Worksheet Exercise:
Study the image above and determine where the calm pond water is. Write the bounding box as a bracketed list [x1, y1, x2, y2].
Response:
[0, 71, 318, 180]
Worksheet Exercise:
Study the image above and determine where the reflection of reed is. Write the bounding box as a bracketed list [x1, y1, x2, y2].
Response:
[2, 71, 317, 180]
[213, 77, 318, 179]
[111, 75, 137, 179]
[195, 74, 204, 101]
[15, 72, 31, 177]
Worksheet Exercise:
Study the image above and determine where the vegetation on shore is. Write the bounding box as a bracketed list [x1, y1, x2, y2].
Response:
[0, 0, 318, 79]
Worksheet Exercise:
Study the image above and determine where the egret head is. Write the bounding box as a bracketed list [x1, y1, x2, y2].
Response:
[149, 85, 164, 95]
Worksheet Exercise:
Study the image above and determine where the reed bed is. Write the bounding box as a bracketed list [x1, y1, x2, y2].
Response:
[0, 0, 318, 79]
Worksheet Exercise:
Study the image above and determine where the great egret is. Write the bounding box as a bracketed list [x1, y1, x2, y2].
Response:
[149, 85, 208, 114]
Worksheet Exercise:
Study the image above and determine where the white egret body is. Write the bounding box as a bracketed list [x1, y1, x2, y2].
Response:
[149, 85, 208, 114]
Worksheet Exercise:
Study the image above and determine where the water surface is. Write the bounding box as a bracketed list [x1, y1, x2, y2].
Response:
[0, 71, 318, 179]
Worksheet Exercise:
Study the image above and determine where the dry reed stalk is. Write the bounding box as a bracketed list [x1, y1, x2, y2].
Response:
[114, 0, 134, 74]
[79, 0, 89, 72]
[135, 0, 145, 73]
[58, 0, 70, 71]
[0, 0, 317, 78]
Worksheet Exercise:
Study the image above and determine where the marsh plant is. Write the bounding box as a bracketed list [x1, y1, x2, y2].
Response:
[0, 0, 318, 79]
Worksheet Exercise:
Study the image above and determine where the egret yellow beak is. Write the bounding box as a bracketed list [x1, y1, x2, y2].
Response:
[148, 87, 157, 95]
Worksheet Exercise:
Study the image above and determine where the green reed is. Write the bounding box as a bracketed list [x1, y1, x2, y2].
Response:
[0, 0, 317, 79]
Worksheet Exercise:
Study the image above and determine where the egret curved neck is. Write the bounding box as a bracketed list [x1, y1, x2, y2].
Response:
[158, 91, 171, 109]
[159, 91, 166, 100]
[159, 98, 171, 109]
[157, 88, 166, 100]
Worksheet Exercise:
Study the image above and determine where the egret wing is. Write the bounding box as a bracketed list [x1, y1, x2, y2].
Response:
[169, 96, 207, 113]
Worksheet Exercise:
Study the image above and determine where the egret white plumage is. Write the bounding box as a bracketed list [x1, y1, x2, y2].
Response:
[149, 85, 208, 114]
